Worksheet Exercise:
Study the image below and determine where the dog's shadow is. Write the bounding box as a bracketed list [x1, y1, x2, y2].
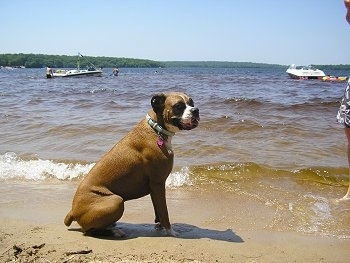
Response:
[76, 222, 244, 243]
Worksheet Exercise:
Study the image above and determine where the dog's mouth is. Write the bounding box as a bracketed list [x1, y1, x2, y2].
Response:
[179, 116, 200, 130]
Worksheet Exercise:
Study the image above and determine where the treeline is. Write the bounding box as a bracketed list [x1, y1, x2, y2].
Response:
[1, 53, 350, 70]
[313, 64, 350, 70]
[0, 53, 163, 68]
[162, 61, 286, 68]
[163, 61, 350, 70]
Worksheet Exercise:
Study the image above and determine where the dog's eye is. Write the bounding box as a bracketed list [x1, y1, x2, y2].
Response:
[188, 98, 194, 107]
[173, 102, 186, 115]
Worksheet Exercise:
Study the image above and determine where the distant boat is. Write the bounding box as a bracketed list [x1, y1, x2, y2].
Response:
[1, 66, 14, 70]
[46, 53, 103, 78]
[49, 67, 103, 78]
[1, 65, 25, 69]
[286, 64, 325, 79]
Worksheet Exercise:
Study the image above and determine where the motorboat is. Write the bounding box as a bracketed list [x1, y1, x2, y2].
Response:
[286, 64, 325, 79]
[46, 53, 103, 78]
[50, 67, 103, 78]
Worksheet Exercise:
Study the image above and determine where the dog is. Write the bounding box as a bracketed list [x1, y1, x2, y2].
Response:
[64, 92, 200, 237]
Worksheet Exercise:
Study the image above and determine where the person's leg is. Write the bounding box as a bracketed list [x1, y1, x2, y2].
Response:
[341, 127, 350, 200]
[345, 0, 350, 24]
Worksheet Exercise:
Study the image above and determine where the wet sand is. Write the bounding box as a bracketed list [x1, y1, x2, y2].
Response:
[0, 182, 349, 262]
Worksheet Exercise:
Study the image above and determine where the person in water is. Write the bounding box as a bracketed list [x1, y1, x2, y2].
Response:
[46, 66, 53, 78]
[337, 0, 350, 200]
[113, 67, 119, 76]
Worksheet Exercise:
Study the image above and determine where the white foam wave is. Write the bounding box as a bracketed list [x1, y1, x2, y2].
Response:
[166, 166, 193, 188]
[0, 152, 192, 187]
[0, 152, 94, 181]
[294, 194, 333, 235]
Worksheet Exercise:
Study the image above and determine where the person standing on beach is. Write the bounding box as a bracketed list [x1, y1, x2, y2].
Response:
[336, 0, 350, 200]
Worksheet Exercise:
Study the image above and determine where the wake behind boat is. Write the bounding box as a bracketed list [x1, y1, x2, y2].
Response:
[46, 53, 102, 78]
[286, 64, 325, 79]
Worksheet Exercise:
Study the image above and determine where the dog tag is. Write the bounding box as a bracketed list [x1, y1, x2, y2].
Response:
[157, 138, 164, 147]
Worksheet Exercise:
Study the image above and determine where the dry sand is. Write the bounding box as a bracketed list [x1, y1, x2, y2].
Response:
[0, 182, 349, 262]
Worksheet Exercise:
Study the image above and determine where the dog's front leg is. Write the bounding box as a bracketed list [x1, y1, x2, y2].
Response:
[150, 183, 177, 236]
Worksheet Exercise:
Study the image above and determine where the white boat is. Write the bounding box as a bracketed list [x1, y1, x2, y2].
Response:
[50, 67, 103, 78]
[46, 53, 103, 78]
[286, 64, 325, 79]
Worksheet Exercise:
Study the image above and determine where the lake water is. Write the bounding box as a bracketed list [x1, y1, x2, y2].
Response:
[1, 66, 349, 239]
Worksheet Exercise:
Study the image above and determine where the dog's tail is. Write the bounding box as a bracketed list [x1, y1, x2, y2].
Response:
[64, 210, 75, 226]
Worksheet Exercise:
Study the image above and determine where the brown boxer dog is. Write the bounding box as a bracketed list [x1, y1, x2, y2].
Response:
[64, 92, 199, 237]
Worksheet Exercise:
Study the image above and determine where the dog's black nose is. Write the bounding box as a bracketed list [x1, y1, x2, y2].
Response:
[191, 107, 199, 117]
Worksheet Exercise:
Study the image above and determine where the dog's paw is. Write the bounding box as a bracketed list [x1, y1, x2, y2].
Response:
[154, 222, 163, 231]
[106, 224, 126, 238]
[113, 228, 126, 238]
[166, 227, 178, 237]
[154, 223, 178, 237]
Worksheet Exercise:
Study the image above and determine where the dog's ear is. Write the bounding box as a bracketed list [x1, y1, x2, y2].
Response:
[151, 93, 166, 113]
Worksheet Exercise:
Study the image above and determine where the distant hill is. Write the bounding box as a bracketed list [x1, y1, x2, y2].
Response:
[162, 61, 350, 70]
[162, 61, 286, 68]
[312, 64, 350, 71]
[0, 53, 163, 68]
[0, 53, 349, 70]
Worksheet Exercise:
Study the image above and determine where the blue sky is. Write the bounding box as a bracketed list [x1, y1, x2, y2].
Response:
[1, 0, 349, 65]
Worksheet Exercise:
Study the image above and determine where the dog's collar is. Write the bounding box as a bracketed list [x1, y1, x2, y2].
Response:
[146, 114, 175, 137]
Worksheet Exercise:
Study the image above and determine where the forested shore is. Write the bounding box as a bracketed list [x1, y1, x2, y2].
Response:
[0, 53, 162, 68]
[1, 53, 349, 70]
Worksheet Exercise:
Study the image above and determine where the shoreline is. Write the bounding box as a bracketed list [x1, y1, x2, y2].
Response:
[1, 218, 349, 262]
[1, 181, 349, 262]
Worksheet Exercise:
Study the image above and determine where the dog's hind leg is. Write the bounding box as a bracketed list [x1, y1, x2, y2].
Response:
[78, 195, 125, 236]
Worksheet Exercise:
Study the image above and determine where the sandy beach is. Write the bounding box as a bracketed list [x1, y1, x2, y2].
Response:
[0, 182, 349, 263]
